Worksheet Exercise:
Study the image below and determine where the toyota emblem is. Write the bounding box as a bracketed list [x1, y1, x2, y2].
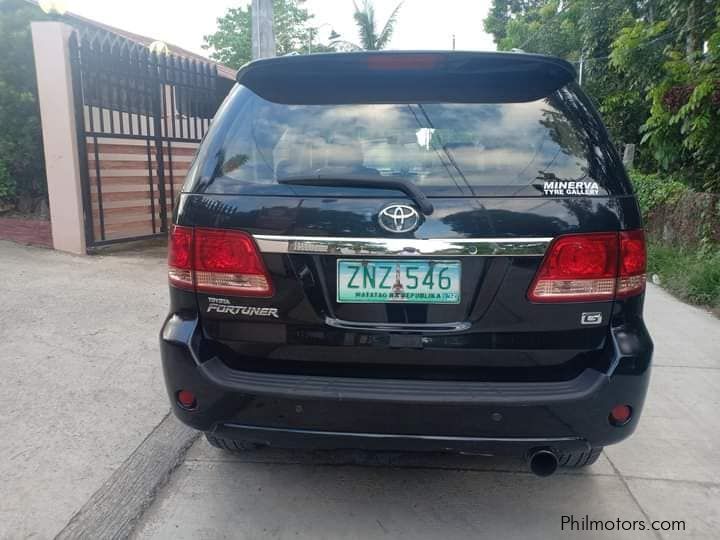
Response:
[378, 204, 420, 233]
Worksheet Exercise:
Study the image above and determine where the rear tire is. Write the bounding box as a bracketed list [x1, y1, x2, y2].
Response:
[558, 446, 603, 468]
[205, 434, 262, 452]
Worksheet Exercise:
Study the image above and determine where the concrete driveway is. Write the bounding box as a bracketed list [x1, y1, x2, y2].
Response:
[134, 285, 720, 540]
[1, 240, 717, 539]
[0, 240, 171, 539]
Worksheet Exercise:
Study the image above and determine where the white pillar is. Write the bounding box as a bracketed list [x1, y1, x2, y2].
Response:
[31, 22, 87, 255]
[252, 0, 276, 59]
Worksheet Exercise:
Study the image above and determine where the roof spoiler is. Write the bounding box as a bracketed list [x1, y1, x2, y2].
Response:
[236, 51, 576, 105]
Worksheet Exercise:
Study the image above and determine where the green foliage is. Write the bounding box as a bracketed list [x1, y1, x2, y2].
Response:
[203, 6, 252, 68]
[647, 243, 720, 308]
[483, 1, 544, 42]
[630, 170, 719, 310]
[606, 1, 720, 188]
[503, 1, 583, 59]
[628, 171, 689, 215]
[0, 159, 14, 199]
[203, 0, 319, 68]
[484, 0, 720, 189]
[484, 1, 650, 146]
[350, 1, 403, 51]
[0, 0, 49, 203]
[579, 3, 648, 147]
[274, 0, 317, 55]
[609, 20, 669, 91]
[610, 3, 720, 190]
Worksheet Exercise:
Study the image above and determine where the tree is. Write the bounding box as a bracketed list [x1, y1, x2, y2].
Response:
[483, 1, 545, 42]
[203, 0, 321, 68]
[483, 0, 581, 58]
[484, 0, 560, 52]
[348, 0, 403, 51]
[483, 0, 720, 188]
[0, 0, 49, 206]
[483, 0, 637, 143]
[577, 1, 648, 148]
[610, 1, 720, 188]
[203, 6, 252, 68]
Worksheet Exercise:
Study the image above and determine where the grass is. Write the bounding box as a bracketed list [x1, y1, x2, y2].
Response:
[628, 171, 719, 313]
[647, 243, 720, 311]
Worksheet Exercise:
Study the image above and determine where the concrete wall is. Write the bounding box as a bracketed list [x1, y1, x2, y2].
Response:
[31, 22, 86, 255]
[645, 191, 720, 247]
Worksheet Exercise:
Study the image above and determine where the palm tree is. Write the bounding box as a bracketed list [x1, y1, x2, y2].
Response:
[346, 1, 403, 51]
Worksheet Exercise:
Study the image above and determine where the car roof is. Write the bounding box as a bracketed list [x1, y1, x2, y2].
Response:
[236, 51, 577, 105]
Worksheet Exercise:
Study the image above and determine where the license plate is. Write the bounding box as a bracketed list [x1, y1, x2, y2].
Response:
[337, 259, 461, 304]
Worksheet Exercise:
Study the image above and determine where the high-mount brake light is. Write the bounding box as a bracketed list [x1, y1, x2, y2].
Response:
[167, 226, 273, 297]
[528, 231, 646, 303]
[367, 54, 442, 70]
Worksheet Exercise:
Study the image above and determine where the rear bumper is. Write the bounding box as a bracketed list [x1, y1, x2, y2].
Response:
[161, 315, 652, 455]
[213, 424, 591, 455]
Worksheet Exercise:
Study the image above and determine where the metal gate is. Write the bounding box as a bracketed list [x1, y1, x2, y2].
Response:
[68, 29, 222, 248]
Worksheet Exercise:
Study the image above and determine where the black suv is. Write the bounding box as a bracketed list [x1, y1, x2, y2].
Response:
[161, 52, 652, 476]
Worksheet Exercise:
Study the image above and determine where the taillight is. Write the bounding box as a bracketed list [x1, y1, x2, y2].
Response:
[168, 225, 194, 290]
[168, 226, 273, 297]
[193, 228, 273, 296]
[528, 231, 646, 303]
[617, 230, 647, 298]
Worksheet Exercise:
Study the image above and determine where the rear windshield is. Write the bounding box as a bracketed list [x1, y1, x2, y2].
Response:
[190, 84, 620, 196]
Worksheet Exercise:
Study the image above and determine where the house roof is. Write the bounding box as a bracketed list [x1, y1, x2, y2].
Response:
[24, 0, 237, 80]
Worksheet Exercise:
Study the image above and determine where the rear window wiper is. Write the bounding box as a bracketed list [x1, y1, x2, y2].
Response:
[277, 174, 434, 215]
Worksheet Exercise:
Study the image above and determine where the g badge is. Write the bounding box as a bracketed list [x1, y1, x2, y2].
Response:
[581, 312, 603, 325]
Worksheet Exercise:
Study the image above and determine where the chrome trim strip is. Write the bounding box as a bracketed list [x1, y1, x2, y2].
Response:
[325, 317, 471, 333]
[253, 235, 552, 257]
[222, 424, 583, 444]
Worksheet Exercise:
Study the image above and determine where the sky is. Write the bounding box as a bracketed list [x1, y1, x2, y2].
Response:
[57, 0, 497, 59]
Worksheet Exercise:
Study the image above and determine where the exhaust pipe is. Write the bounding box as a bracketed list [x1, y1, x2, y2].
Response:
[528, 449, 559, 477]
